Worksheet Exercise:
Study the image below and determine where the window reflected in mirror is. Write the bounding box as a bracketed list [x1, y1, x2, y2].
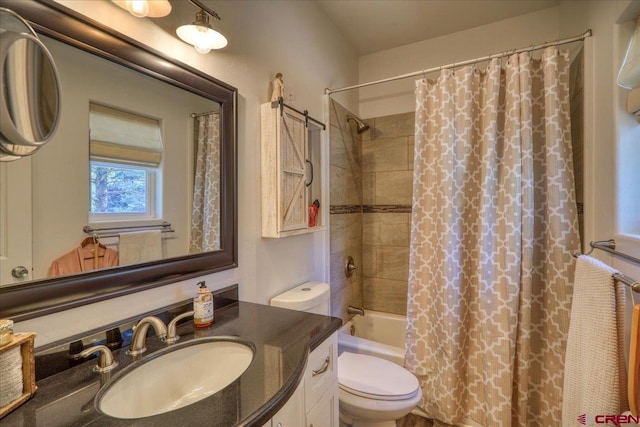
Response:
[89, 103, 162, 221]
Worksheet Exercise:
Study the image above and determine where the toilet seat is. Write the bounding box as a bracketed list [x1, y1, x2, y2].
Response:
[338, 352, 420, 401]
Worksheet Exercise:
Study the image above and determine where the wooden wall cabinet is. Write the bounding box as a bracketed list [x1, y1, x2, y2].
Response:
[261, 102, 323, 238]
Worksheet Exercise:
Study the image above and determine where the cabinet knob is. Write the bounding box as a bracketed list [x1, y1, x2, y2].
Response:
[276, 423, 282, 427]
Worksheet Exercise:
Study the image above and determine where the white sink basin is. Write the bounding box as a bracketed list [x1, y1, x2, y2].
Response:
[97, 337, 254, 419]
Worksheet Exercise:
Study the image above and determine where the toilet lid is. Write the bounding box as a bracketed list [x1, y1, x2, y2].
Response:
[338, 352, 420, 401]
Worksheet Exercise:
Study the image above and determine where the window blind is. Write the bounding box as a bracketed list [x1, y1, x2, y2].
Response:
[89, 103, 163, 166]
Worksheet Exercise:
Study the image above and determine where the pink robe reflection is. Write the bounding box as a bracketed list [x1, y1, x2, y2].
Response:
[47, 246, 119, 277]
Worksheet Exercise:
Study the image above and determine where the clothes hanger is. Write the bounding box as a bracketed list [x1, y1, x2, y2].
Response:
[79, 234, 107, 269]
[80, 234, 106, 249]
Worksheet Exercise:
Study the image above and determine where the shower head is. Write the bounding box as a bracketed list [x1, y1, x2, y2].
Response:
[346, 115, 370, 134]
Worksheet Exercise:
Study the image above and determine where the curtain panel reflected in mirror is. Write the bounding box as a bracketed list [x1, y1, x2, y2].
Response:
[190, 112, 221, 253]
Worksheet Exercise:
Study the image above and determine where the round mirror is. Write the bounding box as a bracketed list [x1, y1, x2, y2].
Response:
[0, 30, 61, 155]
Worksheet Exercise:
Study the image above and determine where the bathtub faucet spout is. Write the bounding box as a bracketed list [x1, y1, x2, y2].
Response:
[347, 306, 365, 316]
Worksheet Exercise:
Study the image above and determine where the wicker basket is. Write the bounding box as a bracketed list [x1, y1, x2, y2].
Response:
[0, 332, 37, 419]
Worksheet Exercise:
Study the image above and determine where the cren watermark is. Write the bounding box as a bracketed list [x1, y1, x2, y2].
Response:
[577, 413, 640, 426]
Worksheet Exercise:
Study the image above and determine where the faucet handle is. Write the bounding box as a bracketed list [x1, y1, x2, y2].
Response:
[165, 310, 195, 344]
[78, 345, 118, 373]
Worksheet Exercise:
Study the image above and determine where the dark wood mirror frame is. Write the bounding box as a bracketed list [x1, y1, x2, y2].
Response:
[0, 0, 238, 322]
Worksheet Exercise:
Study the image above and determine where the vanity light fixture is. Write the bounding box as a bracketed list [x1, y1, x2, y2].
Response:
[176, 0, 228, 54]
[111, 0, 172, 18]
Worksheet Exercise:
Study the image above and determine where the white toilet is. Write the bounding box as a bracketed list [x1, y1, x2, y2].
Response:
[271, 281, 422, 427]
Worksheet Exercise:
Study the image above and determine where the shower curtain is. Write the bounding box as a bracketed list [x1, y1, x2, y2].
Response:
[405, 47, 580, 426]
[189, 112, 221, 253]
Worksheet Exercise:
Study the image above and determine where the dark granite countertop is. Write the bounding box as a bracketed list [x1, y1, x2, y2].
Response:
[3, 301, 342, 427]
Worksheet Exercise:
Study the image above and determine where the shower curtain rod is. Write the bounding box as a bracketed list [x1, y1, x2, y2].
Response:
[325, 29, 592, 95]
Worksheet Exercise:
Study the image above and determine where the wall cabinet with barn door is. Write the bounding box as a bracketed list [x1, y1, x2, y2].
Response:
[261, 100, 324, 238]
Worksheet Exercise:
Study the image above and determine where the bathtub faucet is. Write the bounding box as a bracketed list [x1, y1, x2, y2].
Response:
[347, 306, 365, 316]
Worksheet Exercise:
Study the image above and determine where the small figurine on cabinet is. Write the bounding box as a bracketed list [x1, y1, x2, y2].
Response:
[271, 72, 284, 102]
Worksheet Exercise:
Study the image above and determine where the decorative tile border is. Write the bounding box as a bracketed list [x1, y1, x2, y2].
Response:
[330, 204, 413, 214]
[330, 205, 362, 214]
[363, 205, 412, 213]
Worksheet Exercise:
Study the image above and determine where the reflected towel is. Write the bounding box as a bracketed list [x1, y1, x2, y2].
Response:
[562, 255, 628, 425]
[118, 230, 162, 265]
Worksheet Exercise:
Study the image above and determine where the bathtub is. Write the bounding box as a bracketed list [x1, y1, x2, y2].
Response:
[338, 310, 406, 366]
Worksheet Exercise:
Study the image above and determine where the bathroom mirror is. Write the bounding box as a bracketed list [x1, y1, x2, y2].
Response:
[0, 0, 237, 321]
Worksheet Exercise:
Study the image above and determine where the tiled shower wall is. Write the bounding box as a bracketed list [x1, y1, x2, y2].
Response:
[361, 112, 415, 316]
[329, 103, 415, 320]
[329, 100, 363, 323]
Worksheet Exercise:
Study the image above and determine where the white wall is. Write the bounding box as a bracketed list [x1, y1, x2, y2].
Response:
[558, 0, 640, 359]
[357, 7, 560, 118]
[15, 0, 358, 347]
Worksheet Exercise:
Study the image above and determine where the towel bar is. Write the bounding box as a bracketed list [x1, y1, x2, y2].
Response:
[573, 239, 640, 294]
[82, 222, 174, 239]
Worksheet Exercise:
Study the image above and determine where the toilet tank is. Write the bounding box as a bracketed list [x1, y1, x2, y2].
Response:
[270, 281, 330, 315]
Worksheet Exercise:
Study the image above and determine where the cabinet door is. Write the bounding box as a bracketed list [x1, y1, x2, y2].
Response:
[306, 379, 339, 427]
[277, 108, 308, 232]
[271, 379, 304, 427]
[304, 332, 337, 409]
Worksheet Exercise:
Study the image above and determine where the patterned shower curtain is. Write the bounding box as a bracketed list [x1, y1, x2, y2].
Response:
[189, 112, 221, 253]
[405, 47, 580, 426]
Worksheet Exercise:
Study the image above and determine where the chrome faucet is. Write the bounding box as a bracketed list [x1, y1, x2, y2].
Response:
[347, 306, 365, 316]
[127, 316, 167, 356]
[78, 345, 118, 372]
[165, 310, 195, 344]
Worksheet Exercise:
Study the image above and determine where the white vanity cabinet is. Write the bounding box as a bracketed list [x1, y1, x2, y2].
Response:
[306, 381, 339, 427]
[265, 332, 339, 427]
[260, 102, 324, 238]
[303, 331, 338, 427]
[269, 380, 304, 427]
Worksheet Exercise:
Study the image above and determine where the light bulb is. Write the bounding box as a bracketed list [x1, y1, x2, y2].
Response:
[193, 26, 212, 54]
[126, 0, 149, 18]
[194, 45, 212, 54]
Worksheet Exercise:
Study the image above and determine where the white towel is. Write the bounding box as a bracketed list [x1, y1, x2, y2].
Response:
[118, 230, 162, 265]
[562, 255, 629, 425]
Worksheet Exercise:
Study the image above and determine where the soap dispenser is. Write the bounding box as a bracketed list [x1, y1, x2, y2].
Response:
[193, 281, 214, 328]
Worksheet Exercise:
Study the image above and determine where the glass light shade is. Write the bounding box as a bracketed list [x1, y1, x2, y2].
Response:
[618, 17, 640, 89]
[176, 24, 228, 53]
